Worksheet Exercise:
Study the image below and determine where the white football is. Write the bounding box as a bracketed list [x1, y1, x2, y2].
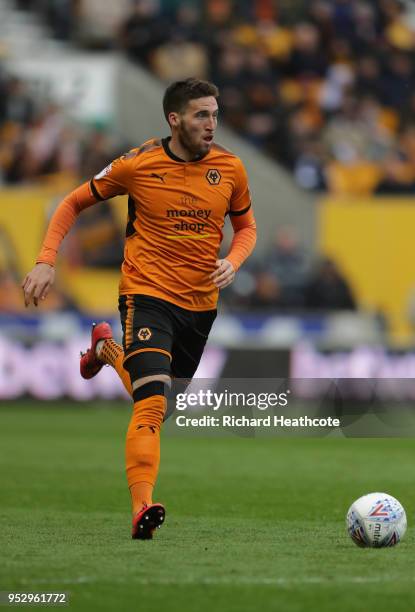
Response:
[346, 492, 407, 548]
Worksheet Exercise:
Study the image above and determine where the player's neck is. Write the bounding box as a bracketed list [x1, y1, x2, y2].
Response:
[168, 135, 199, 162]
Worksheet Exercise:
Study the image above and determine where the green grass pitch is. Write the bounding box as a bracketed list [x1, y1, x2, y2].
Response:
[1, 402, 414, 612]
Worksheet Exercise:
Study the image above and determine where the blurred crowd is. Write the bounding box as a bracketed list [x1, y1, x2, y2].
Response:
[115, 0, 415, 195]
[222, 225, 355, 312]
[10, 0, 415, 195]
[6, 0, 406, 313]
[0, 66, 125, 184]
[0, 59, 127, 311]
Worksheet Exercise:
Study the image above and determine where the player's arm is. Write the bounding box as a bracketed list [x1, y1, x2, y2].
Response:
[22, 153, 134, 307]
[211, 157, 256, 289]
[210, 206, 257, 289]
[22, 182, 100, 306]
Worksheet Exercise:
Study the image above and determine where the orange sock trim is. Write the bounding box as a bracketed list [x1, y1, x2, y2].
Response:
[125, 395, 166, 511]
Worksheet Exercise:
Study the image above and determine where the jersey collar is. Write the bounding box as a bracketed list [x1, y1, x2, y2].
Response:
[162, 137, 211, 163]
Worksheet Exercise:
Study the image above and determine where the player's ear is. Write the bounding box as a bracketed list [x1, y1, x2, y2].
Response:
[168, 112, 180, 128]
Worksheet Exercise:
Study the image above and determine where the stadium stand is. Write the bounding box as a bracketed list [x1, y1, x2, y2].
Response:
[2, 0, 412, 341]
[126, 0, 415, 195]
[17, 0, 415, 195]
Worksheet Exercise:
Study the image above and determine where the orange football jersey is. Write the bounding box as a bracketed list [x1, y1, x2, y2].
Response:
[90, 138, 252, 310]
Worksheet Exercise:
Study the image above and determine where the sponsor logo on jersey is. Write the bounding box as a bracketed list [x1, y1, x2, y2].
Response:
[166, 204, 212, 238]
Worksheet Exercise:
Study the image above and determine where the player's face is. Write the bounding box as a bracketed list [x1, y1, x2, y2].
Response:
[176, 97, 218, 157]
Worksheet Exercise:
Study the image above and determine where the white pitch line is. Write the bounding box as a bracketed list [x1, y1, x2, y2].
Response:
[19, 576, 415, 587]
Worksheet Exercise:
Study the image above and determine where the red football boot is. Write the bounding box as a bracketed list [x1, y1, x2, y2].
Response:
[80, 321, 113, 379]
[131, 503, 166, 540]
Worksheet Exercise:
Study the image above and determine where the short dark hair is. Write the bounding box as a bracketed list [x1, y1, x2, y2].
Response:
[163, 78, 219, 124]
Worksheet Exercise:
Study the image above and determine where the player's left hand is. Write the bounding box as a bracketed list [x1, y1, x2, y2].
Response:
[210, 258, 235, 289]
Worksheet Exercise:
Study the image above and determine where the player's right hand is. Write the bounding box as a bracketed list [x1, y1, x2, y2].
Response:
[22, 263, 55, 307]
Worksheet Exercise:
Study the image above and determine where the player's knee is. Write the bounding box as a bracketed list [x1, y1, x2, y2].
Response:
[127, 376, 170, 430]
[124, 350, 171, 430]
[124, 350, 171, 402]
[164, 377, 192, 421]
[133, 375, 171, 402]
